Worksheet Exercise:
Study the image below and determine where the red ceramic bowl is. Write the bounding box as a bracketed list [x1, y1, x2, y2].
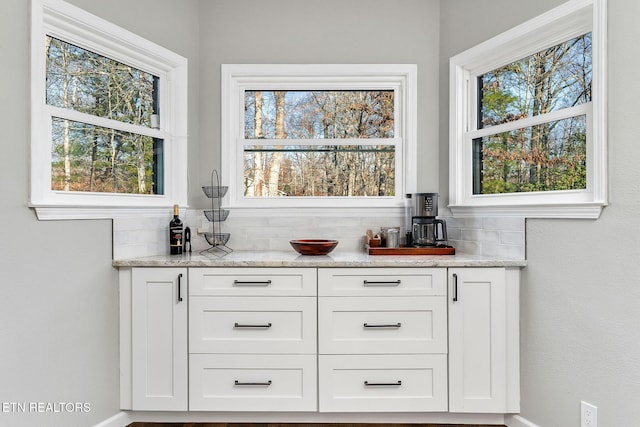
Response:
[290, 239, 339, 255]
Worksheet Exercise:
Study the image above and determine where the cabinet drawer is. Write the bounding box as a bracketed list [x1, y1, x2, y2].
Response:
[319, 296, 447, 354]
[318, 354, 447, 412]
[318, 268, 446, 296]
[190, 268, 316, 296]
[190, 354, 317, 412]
[190, 296, 316, 354]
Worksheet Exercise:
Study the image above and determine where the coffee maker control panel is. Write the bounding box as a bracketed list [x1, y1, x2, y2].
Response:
[412, 192, 438, 218]
[423, 197, 433, 213]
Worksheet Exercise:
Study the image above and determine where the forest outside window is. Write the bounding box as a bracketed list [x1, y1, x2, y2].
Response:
[474, 33, 590, 195]
[47, 37, 163, 195]
[30, 0, 187, 219]
[222, 65, 417, 212]
[243, 90, 395, 198]
[449, 0, 607, 218]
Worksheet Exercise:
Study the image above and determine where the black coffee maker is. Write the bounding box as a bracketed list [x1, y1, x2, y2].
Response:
[406, 193, 448, 247]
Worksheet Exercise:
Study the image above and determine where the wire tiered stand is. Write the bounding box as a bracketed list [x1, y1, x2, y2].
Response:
[201, 169, 232, 256]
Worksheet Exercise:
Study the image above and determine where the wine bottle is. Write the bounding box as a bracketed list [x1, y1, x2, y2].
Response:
[169, 204, 184, 255]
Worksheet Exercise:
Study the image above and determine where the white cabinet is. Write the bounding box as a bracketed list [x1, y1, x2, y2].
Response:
[318, 268, 448, 412]
[128, 268, 188, 411]
[448, 267, 520, 413]
[119, 264, 521, 416]
[188, 268, 317, 412]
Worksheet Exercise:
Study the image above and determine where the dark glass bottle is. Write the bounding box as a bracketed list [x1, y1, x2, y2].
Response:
[169, 204, 183, 255]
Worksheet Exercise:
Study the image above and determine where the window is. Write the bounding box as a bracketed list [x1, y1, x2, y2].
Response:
[449, 0, 606, 218]
[30, 0, 188, 219]
[222, 64, 417, 213]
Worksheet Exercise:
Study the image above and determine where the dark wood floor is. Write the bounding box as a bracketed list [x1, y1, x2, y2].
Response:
[128, 423, 506, 427]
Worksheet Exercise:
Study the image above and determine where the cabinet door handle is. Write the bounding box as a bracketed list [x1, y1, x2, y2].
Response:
[452, 273, 458, 302]
[233, 280, 272, 286]
[234, 322, 272, 328]
[234, 380, 272, 386]
[177, 273, 183, 303]
[364, 380, 402, 386]
[363, 280, 401, 286]
[363, 323, 402, 328]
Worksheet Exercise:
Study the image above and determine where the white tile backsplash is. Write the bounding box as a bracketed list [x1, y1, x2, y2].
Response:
[112, 208, 526, 260]
[207, 214, 405, 253]
[113, 215, 171, 259]
[442, 215, 525, 259]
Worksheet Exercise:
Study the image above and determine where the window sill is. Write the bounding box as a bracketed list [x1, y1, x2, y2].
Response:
[31, 204, 179, 221]
[449, 202, 605, 219]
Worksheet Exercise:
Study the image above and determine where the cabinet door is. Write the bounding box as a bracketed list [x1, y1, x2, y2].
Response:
[132, 268, 188, 410]
[448, 268, 519, 413]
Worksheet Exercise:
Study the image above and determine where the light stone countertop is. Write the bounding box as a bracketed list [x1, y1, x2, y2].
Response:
[113, 250, 527, 268]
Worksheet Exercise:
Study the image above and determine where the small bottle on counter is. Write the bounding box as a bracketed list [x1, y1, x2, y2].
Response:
[169, 204, 184, 255]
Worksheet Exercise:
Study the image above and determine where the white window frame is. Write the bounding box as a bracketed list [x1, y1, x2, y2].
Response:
[221, 64, 417, 217]
[30, 0, 188, 220]
[449, 0, 607, 219]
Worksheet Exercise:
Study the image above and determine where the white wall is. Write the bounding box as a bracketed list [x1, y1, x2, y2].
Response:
[440, 0, 640, 425]
[0, 2, 116, 425]
[196, 0, 441, 209]
[0, 1, 199, 426]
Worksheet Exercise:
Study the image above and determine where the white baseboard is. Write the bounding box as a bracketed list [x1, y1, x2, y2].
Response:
[93, 411, 132, 427]
[125, 411, 505, 424]
[506, 414, 541, 427]
[96, 411, 530, 427]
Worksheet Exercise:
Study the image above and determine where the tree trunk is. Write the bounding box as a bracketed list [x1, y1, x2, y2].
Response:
[136, 135, 146, 193]
[89, 132, 98, 192]
[62, 119, 71, 191]
[529, 55, 547, 186]
[109, 129, 121, 191]
[124, 79, 147, 194]
[347, 152, 356, 197]
[268, 91, 286, 196]
[61, 47, 71, 191]
[253, 91, 264, 196]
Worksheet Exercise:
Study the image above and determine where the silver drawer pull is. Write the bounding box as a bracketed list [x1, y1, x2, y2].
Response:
[234, 380, 272, 386]
[234, 322, 272, 328]
[363, 322, 402, 328]
[363, 280, 401, 286]
[364, 380, 402, 386]
[233, 280, 272, 286]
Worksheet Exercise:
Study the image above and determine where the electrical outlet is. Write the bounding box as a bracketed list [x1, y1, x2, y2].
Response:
[581, 401, 598, 427]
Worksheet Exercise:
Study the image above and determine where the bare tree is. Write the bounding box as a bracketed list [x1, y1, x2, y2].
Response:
[253, 91, 265, 196]
[267, 91, 286, 195]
